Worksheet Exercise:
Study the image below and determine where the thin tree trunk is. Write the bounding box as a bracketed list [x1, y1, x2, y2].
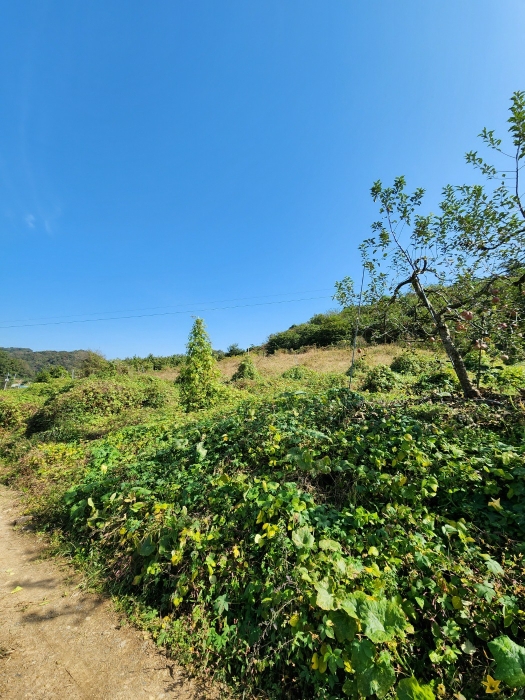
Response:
[410, 276, 481, 399]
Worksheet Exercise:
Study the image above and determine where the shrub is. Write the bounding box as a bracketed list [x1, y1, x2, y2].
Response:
[281, 365, 316, 380]
[390, 351, 423, 374]
[26, 378, 168, 434]
[178, 319, 222, 411]
[138, 377, 168, 408]
[496, 365, 525, 392]
[80, 351, 112, 377]
[362, 364, 398, 392]
[35, 365, 70, 382]
[0, 400, 23, 429]
[345, 357, 369, 375]
[34, 369, 52, 383]
[231, 356, 260, 381]
[414, 367, 459, 394]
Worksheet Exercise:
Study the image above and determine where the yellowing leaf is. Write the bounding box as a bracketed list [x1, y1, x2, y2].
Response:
[289, 613, 300, 627]
[344, 659, 353, 673]
[451, 596, 463, 610]
[311, 652, 319, 670]
[481, 675, 501, 694]
[266, 524, 279, 538]
[232, 545, 240, 558]
[171, 550, 183, 565]
[11, 586, 23, 594]
[368, 546, 379, 557]
[488, 498, 503, 511]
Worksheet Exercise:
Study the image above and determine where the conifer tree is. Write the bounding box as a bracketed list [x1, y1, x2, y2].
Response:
[178, 318, 221, 411]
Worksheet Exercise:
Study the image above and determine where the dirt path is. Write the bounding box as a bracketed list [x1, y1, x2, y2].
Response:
[0, 486, 211, 700]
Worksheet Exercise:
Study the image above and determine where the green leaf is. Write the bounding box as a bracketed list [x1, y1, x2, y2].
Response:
[319, 538, 341, 552]
[485, 558, 504, 576]
[292, 526, 315, 550]
[488, 636, 525, 688]
[158, 535, 172, 554]
[351, 641, 395, 699]
[461, 640, 477, 655]
[70, 499, 87, 520]
[138, 536, 155, 557]
[314, 580, 335, 611]
[474, 582, 496, 602]
[342, 678, 356, 697]
[329, 610, 358, 642]
[396, 677, 435, 700]
[345, 592, 409, 643]
[351, 638, 376, 673]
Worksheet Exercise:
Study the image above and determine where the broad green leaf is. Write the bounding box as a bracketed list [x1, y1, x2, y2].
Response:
[351, 641, 395, 699]
[345, 592, 409, 643]
[488, 636, 525, 687]
[138, 536, 155, 557]
[396, 677, 435, 700]
[292, 526, 315, 550]
[319, 538, 341, 552]
[158, 535, 172, 554]
[328, 610, 357, 642]
[314, 580, 335, 611]
[351, 638, 376, 673]
[342, 678, 356, 696]
[340, 595, 359, 619]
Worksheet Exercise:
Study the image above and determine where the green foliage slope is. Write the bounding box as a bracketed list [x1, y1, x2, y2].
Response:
[5, 381, 524, 698]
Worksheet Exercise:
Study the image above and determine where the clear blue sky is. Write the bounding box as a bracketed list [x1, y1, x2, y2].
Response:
[1, 1, 524, 358]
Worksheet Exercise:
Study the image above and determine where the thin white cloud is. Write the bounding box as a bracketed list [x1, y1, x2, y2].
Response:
[25, 213, 35, 228]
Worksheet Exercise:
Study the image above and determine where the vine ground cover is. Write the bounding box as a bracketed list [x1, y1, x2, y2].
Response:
[2, 372, 525, 698]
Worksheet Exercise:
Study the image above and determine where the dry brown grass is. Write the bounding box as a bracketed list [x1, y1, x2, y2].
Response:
[216, 344, 427, 380]
[147, 343, 442, 382]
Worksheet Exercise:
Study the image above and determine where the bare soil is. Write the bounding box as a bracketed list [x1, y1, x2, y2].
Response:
[0, 485, 214, 700]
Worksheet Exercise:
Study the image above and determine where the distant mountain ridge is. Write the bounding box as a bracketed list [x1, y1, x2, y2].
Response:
[0, 347, 90, 375]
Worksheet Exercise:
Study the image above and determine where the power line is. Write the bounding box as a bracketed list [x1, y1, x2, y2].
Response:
[0, 288, 333, 325]
[0, 295, 332, 330]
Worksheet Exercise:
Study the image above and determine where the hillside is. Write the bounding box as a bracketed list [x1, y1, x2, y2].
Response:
[0, 347, 90, 375]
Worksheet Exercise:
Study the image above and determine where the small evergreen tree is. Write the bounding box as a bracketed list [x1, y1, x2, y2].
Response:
[178, 318, 222, 411]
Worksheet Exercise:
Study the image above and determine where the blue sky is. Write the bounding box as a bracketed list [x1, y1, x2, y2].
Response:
[1, 1, 524, 357]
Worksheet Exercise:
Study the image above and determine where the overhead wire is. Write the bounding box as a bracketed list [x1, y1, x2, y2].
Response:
[0, 295, 333, 330]
[0, 288, 333, 325]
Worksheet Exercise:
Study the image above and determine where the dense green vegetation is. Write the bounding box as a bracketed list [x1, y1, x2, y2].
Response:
[1, 338, 525, 698]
